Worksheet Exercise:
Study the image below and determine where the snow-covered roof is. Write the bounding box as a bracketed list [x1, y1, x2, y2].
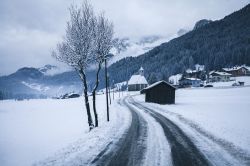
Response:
[223, 66, 248, 72]
[143, 80, 176, 90]
[128, 74, 148, 85]
[139, 66, 144, 71]
[183, 77, 201, 81]
[186, 69, 197, 74]
[211, 72, 231, 76]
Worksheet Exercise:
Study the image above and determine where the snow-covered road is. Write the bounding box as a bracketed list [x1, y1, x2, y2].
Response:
[90, 96, 172, 166]
[131, 86, 250, 166]
[129, 97, 210, 166]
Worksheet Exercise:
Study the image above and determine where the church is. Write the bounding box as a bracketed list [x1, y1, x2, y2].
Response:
[128, 67, 148, 91]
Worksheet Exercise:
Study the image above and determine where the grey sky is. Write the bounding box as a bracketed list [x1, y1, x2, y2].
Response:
[0, 0, 249, 75]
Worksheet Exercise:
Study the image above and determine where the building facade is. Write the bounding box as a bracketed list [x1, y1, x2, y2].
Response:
[222, 66, 249, 77]
[179, 78, 201, 87]
[209, 71, 231, 82]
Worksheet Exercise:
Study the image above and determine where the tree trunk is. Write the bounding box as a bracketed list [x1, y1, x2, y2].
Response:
[92, 62, 102, 127]
[105, 59, 109, 121]
[79, 69, 94, 131]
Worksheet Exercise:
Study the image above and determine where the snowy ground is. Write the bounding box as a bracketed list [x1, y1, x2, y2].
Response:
[134, 86, 250, 153]
[0, 94, 130, 166]
[1, 86, 250, 165]
[209, 76, 250, 87]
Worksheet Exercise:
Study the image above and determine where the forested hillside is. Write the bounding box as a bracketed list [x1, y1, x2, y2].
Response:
[108, 4, 250, 83]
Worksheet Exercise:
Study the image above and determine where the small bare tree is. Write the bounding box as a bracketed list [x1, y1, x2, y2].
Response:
[52, 1, 96, 130]
[91, 14, 114, 127]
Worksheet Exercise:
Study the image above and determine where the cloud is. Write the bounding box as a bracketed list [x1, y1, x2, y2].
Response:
[0, 0, 249, 75]
[0, 26, 62, 74]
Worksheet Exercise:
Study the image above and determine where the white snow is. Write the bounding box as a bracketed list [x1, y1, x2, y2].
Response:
[222, 66, 248, 72]
[168, 74, 182, 85]
[0, 94, 131, 166]
[22, 81, 50, 92]
[144, 80, 176, 90]
[134, 86, 250, 152]
[125, 96, 172, 166]
[39, 65, 71, 76]
[209, 76, 250, 87]
[211, 71, 232, 76]
[128, 74, 148, 85]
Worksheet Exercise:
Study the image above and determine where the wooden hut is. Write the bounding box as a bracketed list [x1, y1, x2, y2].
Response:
[141, 81, 176, 104]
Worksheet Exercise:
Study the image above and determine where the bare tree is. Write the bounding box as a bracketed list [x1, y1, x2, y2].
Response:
[52, 1, 96, 130]
[91, 14, 114, 127]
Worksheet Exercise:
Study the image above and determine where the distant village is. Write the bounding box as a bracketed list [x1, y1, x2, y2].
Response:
[125, 64, 250, 93]
[57, 64, 250, 104]
[168, 64, 250, 88]
[116, 65, 250, 104]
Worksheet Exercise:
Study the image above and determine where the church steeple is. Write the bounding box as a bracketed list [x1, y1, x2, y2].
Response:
[139, 67, 144, 76]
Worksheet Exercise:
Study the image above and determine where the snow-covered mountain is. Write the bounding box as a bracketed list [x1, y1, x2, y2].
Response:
[109, 35, 176, 64]
[0, 65, 81, 99]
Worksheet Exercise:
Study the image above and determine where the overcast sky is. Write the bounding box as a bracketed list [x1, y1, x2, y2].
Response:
[0, 0, 249, 75]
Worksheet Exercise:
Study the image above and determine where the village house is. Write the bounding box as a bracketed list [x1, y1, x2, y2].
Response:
[141, 80, 176, 104]
[184, 64, 206, 80]
[179, 77, 201, 87]
[128, 67, 148, 91]
[209, 71, 231, 82]
[222, 66, 249, 77]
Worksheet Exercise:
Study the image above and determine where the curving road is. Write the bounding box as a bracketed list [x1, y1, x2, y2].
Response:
[92, 95, 214, 166]
[91, 96, 148, 166]
[128, 97, 211, 166]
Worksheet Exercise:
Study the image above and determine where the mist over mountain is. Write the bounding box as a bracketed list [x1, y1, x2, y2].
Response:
[193, 19, 213, 30]
[106, 4, 250, 84]
[177, 29, 189, 37]
[109, 35, 173, 64]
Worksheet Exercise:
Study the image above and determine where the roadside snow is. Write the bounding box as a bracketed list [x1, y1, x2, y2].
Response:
[134, 87, 250, 152]
[0, 94, 131, 166]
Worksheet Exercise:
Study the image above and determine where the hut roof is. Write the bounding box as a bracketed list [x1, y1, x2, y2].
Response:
[143, 80, 176, 91]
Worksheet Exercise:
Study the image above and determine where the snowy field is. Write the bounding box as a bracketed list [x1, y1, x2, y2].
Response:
[209, 76, 250, 87]
[1, 86, 250, 165]
[0, 94, 130, 166]
[134, 86, 250, 153]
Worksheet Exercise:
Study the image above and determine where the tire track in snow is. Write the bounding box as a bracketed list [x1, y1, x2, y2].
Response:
[140, 101, 250, 165]
[91, 97, 148, 166]
[129, 97, 211, 166]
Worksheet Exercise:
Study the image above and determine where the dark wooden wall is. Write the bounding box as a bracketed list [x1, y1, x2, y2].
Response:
[145, 83, 175, 104]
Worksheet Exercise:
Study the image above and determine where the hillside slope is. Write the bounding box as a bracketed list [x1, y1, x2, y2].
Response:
[108, 4, 250, 83]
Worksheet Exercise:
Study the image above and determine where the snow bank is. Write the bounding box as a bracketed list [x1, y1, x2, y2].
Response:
[0, 94, 130, 166]
[134, 87, 250, 152]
